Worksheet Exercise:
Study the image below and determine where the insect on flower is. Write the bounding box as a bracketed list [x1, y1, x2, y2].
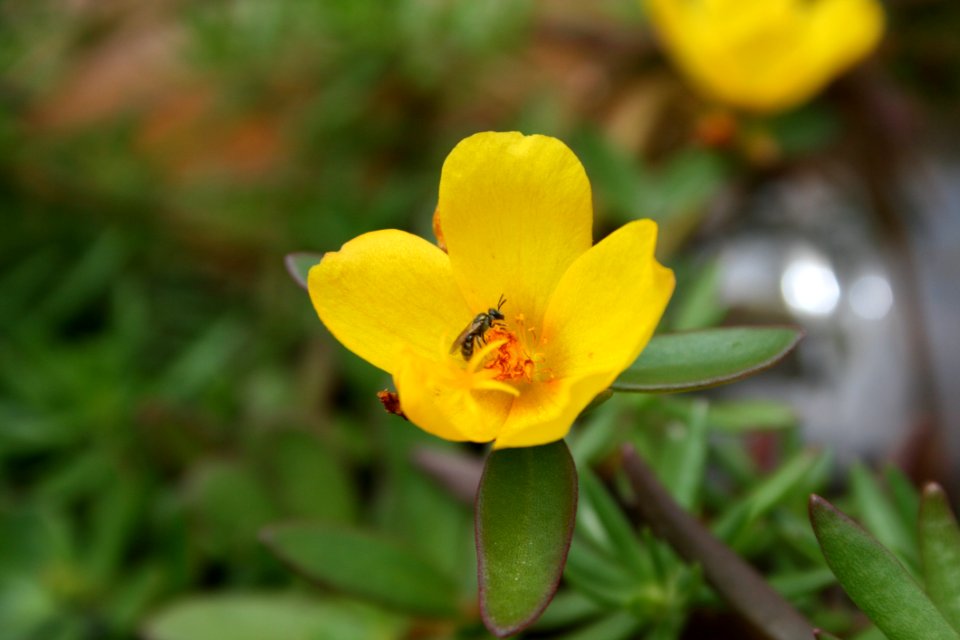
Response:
[450, 295, 506, 360]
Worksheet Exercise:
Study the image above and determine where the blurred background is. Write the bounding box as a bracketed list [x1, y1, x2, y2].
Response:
[2, 0, 959, 638]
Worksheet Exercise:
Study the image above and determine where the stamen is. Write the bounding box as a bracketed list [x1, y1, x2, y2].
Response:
[474, 378, 521, 397]
[481, 325, 536, 383]
[468, 339, 508, 373]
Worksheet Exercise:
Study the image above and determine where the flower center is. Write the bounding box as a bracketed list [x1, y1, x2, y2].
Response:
[481, 326, 533, 382]
[477, 313, 553, 383]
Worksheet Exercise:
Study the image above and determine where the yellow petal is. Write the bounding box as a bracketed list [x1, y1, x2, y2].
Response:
[394, 348, 515, 443]
[542, 219, 674, 381]
[437, 132, 593, 328]
[809, 0, 885, 73]
[493, 220, 674, 449]
[647, 0, 885, 113]
[308, 229, 470, 375]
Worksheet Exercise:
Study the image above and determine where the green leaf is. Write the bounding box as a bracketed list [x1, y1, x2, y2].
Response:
[156, 318, 247, 401]
[669, 261, 725, 332]
[570, 395, 654, 467]
[850, 463, 919, 575]
[658, 400, 708, 510]
[707, 400, 797, 434]
[612, 327, 803, 393]
[552, 610, 643, 640]
[476, 441, 578, 637]
[260, 523, 461, 618]
[571, 131, 725, 227]
[768, 567, 836, 600]
[377, 426, 475, 589]
[564, 535, 638, 608]
[260, 430, 357, 524]
[578, 469, 649, 575]
[767, 104, 840, 157]
[532, 589, 605, 631]
[713, 450, 823, 545]
[187, 460, 275, 559]
[143, 593, 404, 640]
[884, 466, 920, 533]
[809, 495, 960, 640]
[0, 575, 58, 640]
[621, 447, 813, 639]
[283, 252, 322, 290]
[919, 483, 960, 632]
[86, 470, 147, 583]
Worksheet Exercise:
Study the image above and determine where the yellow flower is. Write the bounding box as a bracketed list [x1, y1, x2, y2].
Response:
[646, 0, 885, 113]
[308, 132, 674, 448]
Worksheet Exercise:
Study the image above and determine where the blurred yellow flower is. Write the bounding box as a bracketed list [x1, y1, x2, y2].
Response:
[646, 0, 885, 113]
[308, 132, 674, 448]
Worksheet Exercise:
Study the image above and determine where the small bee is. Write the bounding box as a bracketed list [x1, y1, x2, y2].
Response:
[450, 295, 506, 361]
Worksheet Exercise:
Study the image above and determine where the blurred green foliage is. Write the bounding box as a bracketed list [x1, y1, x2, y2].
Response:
[2, 0, 958, 638]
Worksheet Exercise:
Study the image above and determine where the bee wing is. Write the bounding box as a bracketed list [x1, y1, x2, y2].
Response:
[450, 324, 473, 353]
[450, 327, 470, 353]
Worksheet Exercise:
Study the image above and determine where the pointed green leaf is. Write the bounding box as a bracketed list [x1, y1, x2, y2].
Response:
[143, 594, 404, 640]
[659, 399, 708, 509]
[768, 567, 836, 600]
[532, 590, 605, 631]
[551, 610, 643, 640]
[261, 524, 461, 618]
[579, 469, 649, 575]
[706, 399, 797, 433]
[570, 396, 653, 466]
[612, 327, 803, 393]
[564, 536, 638, 608]
[476, 441, 578, 637]
[810, 495, 960, 640]
[284, 252, 322, 290]
[919, 483, 960, 632]
[713, 450, 823, 545]
[884, 466, 920, 532]
[850, 463, 919, 574]
[852, 628, 889, 640]
[621, 446, 813, 640]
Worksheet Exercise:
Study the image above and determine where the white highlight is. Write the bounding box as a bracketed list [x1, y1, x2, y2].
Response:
[781, 256, 841, 317]
[849, 274, 894, 320]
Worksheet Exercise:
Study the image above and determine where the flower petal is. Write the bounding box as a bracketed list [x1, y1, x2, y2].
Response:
[543, 219, 674, 381]
[809, 0, 884, 73]
[437, 132, 593, 327]
[493, 372, 610, 449]
[646, 0, 884, 113]
[308, 229, 469, 375]
[394, 349, 514, 443]
[492, 220, 673, 449]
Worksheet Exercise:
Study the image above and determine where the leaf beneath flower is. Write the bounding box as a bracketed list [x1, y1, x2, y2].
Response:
[476, 441, 578, 637]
